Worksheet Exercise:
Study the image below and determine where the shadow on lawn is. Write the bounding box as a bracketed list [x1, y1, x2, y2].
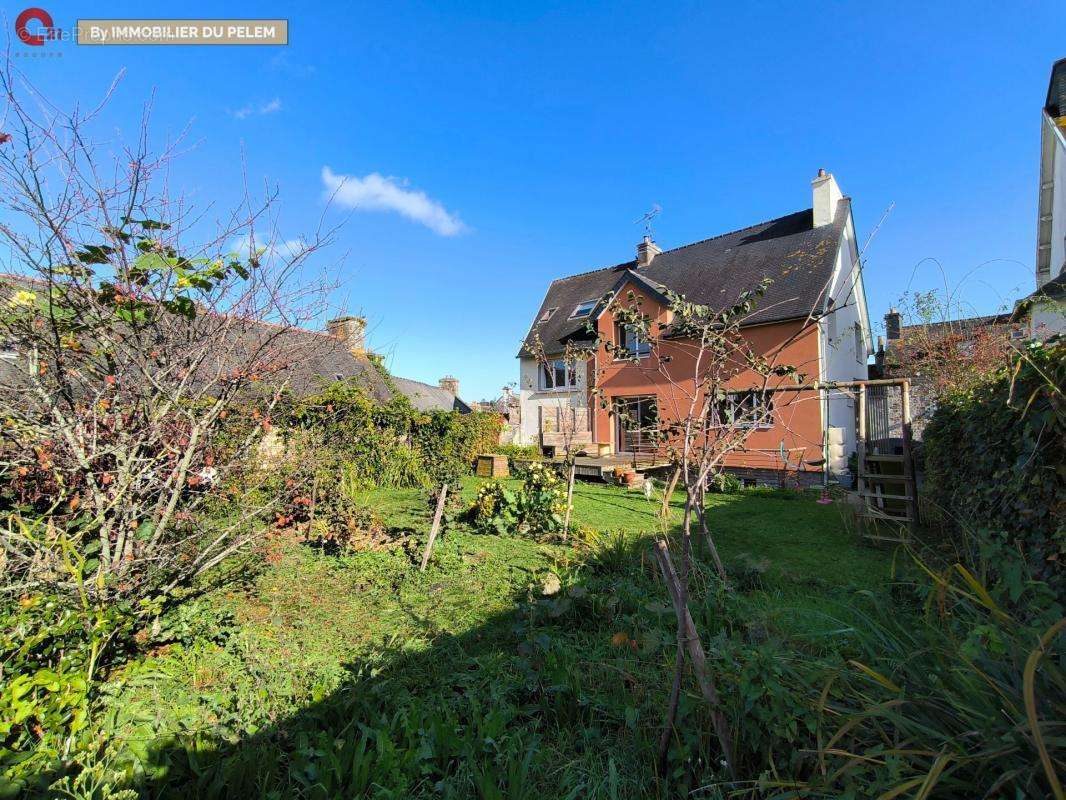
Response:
[39, 490, 871, 799]
[117, 528, 688, 800]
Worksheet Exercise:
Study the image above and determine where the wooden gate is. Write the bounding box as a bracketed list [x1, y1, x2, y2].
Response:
[856, 379, 918, 539]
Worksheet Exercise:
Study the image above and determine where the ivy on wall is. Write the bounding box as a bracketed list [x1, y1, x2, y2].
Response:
[922, 339, 1063, 587]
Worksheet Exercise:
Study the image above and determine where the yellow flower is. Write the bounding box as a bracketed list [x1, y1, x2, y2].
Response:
[9, 289, 37, 308]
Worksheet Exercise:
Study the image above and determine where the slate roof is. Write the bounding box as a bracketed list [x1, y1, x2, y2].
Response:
[0, 272, 436, 409]
[899, 313, 1013, 338]
[1046, 57, 1066, 118]
[392, 376, 473, 413]
[519, 200, 849, 356]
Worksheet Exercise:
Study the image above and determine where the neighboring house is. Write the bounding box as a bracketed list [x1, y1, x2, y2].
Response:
[872, 308, 1020, 442]
[471, 388, 521, 442]
[392, 375, 472, 413]
[1018, 57, 1066, 338]
[286, 316, 473, 411]
[0, 278, 470, 412]
[517, 170, 872, 487]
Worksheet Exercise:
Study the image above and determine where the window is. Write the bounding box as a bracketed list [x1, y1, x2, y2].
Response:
[716, 390, 774, 429]
[614, 321, 651, 358]
[538, 306, 558, 323]
[854, 323, 864, 364]
[539, 358, 577, 390]
[569, 299, 597, 319]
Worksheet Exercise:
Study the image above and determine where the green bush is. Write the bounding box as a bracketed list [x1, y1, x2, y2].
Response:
[472, 464, 568, 538]
[288, 379, 502, 490]
[922, 339, 1064, 588]
[709, 470, 743, 494]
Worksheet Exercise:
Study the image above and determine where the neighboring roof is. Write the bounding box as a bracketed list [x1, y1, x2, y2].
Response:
[0, 272, 393, 406]
[519, 200, 849, 356]
[391, 376, 472, 413]
[1046, 58, 1066, 117]
[1013, 272, 1066, 320]
[898, 313, 1013, 339]
[259, 326, 394, 402]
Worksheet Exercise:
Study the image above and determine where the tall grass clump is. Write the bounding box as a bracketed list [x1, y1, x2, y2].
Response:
[796, 548, 1064, 798]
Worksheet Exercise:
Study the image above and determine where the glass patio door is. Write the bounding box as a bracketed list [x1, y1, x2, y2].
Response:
[614, 396, 658, 455]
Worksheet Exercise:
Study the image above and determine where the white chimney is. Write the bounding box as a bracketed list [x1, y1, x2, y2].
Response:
[811, 168, 843, 228]
[636, 235, 662, 267]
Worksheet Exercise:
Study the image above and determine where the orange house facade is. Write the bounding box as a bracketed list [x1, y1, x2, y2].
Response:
[588, 287, 825, 478]
[518, 170, 872, 487]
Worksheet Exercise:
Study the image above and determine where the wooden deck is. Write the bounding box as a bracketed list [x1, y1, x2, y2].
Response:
[518, 453, 672, 480]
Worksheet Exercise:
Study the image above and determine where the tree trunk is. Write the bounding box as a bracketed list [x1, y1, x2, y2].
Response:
[653, 538, 735, 779]
[698, 485, 729, 585]
[659, 464, 681, 519]
[563, 459, 577, 537]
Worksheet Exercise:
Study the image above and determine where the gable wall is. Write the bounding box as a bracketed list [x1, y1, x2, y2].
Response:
[591, 280, 824, 472]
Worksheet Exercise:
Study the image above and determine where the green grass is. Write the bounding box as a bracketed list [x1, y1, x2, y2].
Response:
[60, 478, 895, 799]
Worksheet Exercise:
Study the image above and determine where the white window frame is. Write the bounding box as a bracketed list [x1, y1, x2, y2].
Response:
[614, 321, 651, 359]
[569, 299, 597, 319]
[539, 358, 578, 391]
[716, 390, 774, 429]
[539, 306, 558, 322]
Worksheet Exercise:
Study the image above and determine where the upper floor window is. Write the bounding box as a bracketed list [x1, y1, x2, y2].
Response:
[539, 306, 558, 323]
[614, 321, 651, 359]
[569, 299, 597, 319]
[715, 390, 774, 429]
[539, 358, 577, 390]
[854, 323, 864, 364]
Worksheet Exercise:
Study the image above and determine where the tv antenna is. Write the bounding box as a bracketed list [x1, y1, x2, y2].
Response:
[635, 204, 662, 237]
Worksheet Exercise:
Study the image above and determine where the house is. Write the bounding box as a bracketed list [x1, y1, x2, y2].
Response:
[292, 315, 472, 411]
[516, 170, 872, 487]
[872, 308, 1019, 442]
[1018, 57, 1066, 338]
[0, 276, 471, 413]
[392, 375, 472, 413]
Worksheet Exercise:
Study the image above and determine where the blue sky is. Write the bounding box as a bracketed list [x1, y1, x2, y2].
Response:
[6, 1, 1065, 400]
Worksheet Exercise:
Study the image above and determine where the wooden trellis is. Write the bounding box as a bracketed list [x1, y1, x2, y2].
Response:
[772, 378, 918, 540]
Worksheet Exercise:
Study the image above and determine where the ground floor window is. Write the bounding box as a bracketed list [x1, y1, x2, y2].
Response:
[717, 390, 774, 429]
[613, 395, 659, 454]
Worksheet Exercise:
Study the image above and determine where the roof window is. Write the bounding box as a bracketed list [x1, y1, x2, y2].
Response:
[570, 299, 597, 319]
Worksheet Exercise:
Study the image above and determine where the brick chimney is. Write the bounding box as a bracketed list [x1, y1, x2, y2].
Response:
[811, 168, 843, 227]
[439, 375, 459, 396]
[636, 235, 662, 267]
[885, 308, 902, 341]
[327, 315, 366, 354]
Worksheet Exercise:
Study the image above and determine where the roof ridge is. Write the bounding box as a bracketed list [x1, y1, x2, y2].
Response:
[547, 207, 815, 285]
[656, 207, 814, 257]
[548, 260, 633, 285]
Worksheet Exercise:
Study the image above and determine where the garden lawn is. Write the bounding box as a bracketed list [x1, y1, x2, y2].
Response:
[86, 478, 894, 799]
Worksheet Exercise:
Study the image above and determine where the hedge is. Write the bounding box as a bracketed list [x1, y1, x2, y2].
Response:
[922, 339, 1063, 585]
[287, 379, 502, 489]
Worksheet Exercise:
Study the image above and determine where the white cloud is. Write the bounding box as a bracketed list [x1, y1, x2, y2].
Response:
[321, 166, 466, 236]
[229, 233, 306, 262]
[231, 97, 282, 119]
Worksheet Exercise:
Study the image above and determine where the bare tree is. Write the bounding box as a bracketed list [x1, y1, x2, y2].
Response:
[521, 330, 596, 536]
[596, 280, 833, 778]
[0, 65, 334, 652]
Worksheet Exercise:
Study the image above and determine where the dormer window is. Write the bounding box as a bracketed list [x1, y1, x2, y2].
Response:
[539, 307, 558, 323]
[570, 299, 597, 319]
